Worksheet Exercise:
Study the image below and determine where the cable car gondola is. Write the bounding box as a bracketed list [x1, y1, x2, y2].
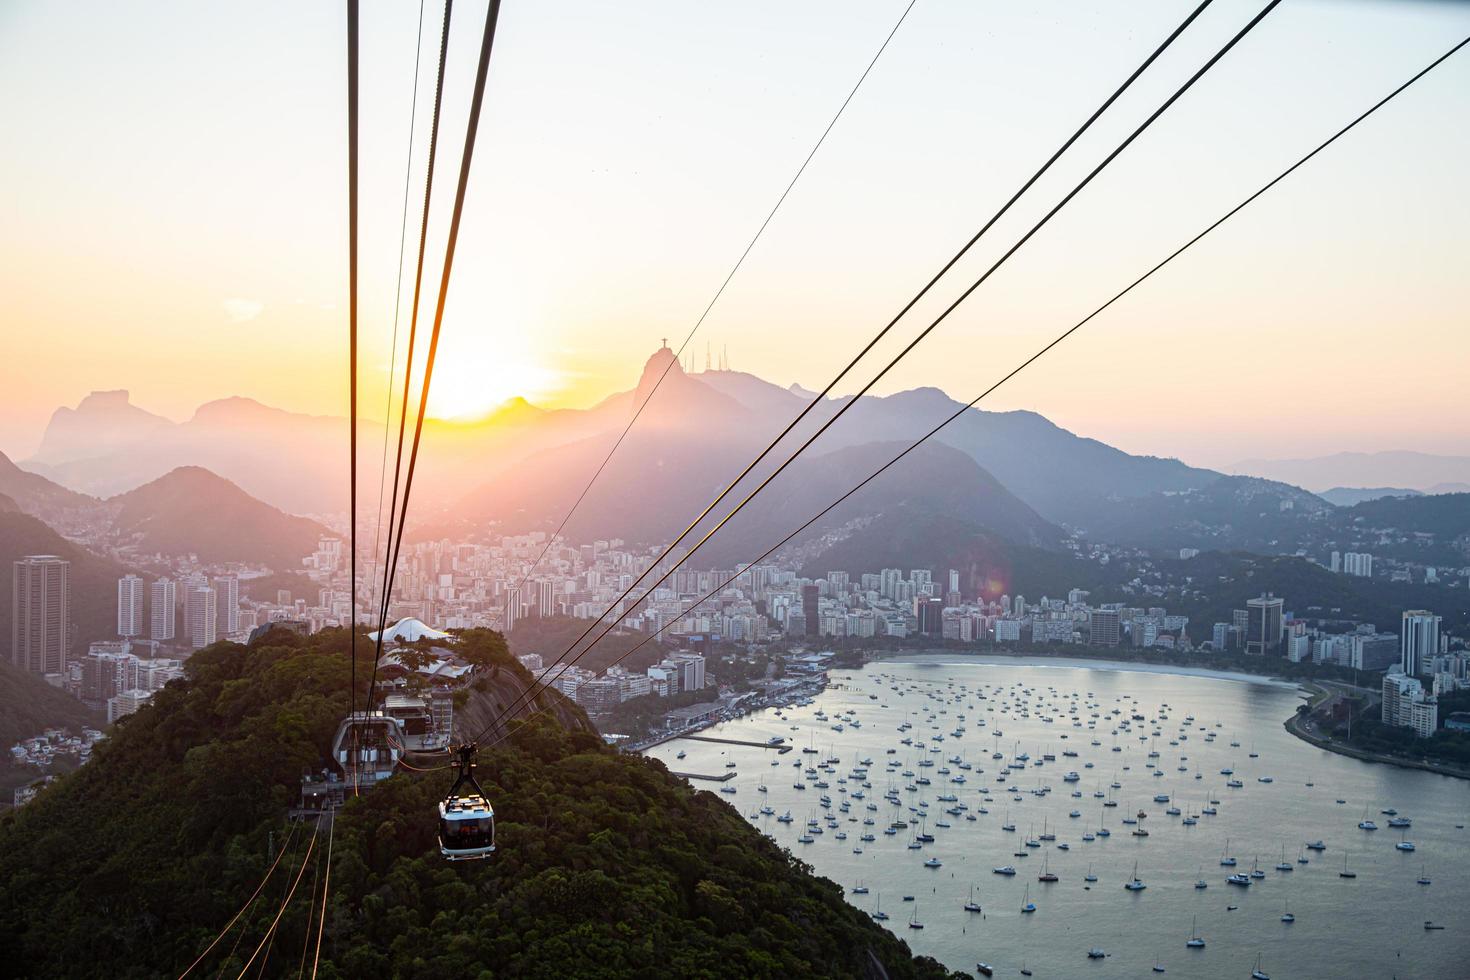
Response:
[439, 743, 496, 861]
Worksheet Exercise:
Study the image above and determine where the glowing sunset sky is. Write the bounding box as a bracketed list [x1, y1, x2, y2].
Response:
[1, 0, 1467, 468]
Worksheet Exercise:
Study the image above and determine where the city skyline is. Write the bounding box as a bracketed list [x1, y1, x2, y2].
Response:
[3, 1, 1469, 468]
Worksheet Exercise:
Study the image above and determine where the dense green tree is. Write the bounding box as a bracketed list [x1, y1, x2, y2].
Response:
[0, 631, 963, 980]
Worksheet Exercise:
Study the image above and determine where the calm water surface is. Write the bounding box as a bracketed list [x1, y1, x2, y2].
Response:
[643, 656, 1470, 979]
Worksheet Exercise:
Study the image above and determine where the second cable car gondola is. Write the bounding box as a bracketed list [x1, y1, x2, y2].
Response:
[439, 743, 496, 861]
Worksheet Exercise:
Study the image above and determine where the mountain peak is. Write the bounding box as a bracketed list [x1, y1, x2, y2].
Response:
[76, 389, 135, 410]
[633, 344, 686, 407]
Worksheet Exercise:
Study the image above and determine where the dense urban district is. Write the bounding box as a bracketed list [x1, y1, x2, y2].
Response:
[7, 482, 1470, 808]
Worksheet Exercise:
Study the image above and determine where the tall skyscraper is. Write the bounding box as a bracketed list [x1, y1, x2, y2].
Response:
[1246, 594, 1285, 656]
[1401, 610, 1441, 678]
[12, 556, 70, 675]
[184, 585, 217, 650]
[948, 569, 960, 594]
[117, 574, 146, 638]
[537, 578, 554, 618]
[802, 584, 819, 637]
[212, 575, 239, 636]
[150, 577, 177, 641]
[1090, 609, 1120, 648]
[503, 587, 521, 633]
[916, 596, 944, 637]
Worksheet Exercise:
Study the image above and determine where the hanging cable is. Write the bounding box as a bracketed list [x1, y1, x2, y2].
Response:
[366, 0, 429, 624]
[309, 818, 335, 980]
[177, 821, 301, 979]
[367, 0, 458, 713]
[481, 0, 1220, 733]
[481, 30, 1470, 752]
[347, 0, 361, 722]
[503, 0, 922, 611]
[480, 0, 1262, 738]
[236, 820, 320, 978]
[371, 0, 505, 709]
[294, 825, 323, 980]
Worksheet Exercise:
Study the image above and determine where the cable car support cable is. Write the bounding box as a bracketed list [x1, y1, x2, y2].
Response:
[177, 820, 302, 979]
[479, 0, 1265, 738]
[368, 0, 502, 716]
[366, 0, 430, 623]
[480, 30, 1470, 751]
[503, 0, 922, 608]
[367, 0, 458, 713]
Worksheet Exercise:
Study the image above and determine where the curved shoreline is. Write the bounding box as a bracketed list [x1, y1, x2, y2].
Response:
[858, 649, 1299, 689]
[856, 651, 1469, 780]
[1283, 684, 1470, 781]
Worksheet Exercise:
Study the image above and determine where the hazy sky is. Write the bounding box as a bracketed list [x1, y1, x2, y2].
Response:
[2, 0, 1467, 469]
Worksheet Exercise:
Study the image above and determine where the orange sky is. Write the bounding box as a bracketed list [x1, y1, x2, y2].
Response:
[2, 0, 1467, 468]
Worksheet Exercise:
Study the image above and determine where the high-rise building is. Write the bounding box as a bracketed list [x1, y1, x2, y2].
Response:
[1400, 610, 1441, 678]
[1245, 594, 1284, 656]
[948, 569, 960, 594]
[1089, 609, 1120, 648]
[183, 585, 217, 650]
[802, 584, 819, 636]
[150, 577, 177, 641]
[212, 575, 239, 635]
[12, 556, 70, 675]
[1381, 669, 1438, 737]
[880, 568, 902, 600]
[916, 597, 944, 637]
[670, 652, 706, 692]
[117, 574, 146, 638]
[537, 578, 555, 618]
[1342, 552, 1374, 578]
[503, 587, 521, 633]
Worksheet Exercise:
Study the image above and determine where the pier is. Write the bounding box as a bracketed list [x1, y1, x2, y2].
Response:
[681, 735, 793, 754]
[671, 770, 737, 782]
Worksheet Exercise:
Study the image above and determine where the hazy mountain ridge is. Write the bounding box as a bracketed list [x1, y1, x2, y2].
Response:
[1231, 450, 1470, 493]
[103, 467, 331, 568]
[18, 350, 1462, 559]
[1317, 486, 1423, 507]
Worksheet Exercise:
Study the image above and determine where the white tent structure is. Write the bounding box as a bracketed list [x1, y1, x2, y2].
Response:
[369, 617, 452, 644]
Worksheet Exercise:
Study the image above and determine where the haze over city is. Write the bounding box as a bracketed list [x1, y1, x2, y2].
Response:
[4, 0, 1469, 467]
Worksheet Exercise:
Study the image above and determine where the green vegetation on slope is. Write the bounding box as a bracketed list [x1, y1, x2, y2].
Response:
[0, 658, 107, 795]
[0, 628, 961, 980]
[0, 658, 105, 750]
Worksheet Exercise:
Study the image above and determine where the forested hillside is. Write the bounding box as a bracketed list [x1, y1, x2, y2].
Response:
[0, 627, 961, 979]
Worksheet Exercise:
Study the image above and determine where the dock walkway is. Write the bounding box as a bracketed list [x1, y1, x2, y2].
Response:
[681, 735, 793, 754]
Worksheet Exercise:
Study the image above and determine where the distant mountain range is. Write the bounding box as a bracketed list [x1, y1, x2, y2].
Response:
[1316, 486, 1422, 507]
[103, 467, 330, 568]
[13, 348, 1467, 565]
[1230, 450, 1470, 494]
[0, 455, 329, 573]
